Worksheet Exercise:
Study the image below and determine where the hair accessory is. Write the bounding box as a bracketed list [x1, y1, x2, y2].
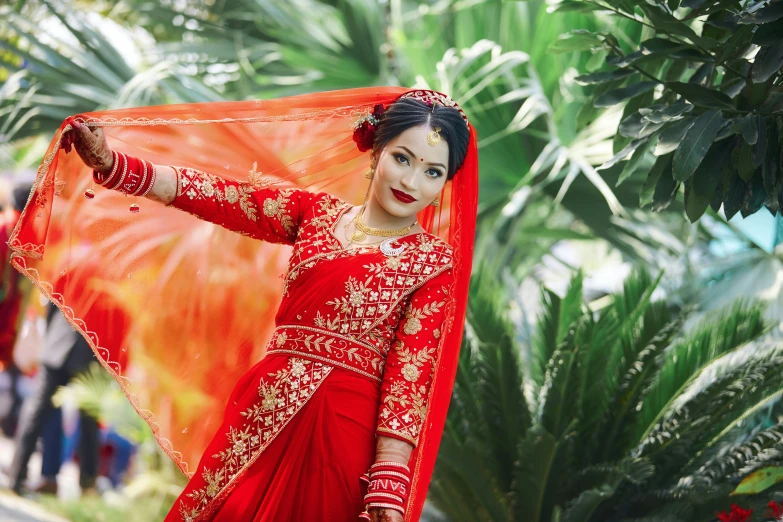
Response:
[397, 90, 469, 127]
[352, 104, 385, 152]
[427, 126, 442, 147]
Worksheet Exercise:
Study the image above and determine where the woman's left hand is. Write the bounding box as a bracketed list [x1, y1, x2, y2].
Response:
[369, 508, 404, 522]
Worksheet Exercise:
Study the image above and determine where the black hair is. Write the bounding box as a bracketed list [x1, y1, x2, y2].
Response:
[12, 183, 33, 212]
[372, 98, 469, 180]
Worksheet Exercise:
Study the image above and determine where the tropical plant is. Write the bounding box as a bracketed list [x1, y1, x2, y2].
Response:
[0, 0, 222, 142]
[549, 0, 783, 223]
[429, 267, 783, 522]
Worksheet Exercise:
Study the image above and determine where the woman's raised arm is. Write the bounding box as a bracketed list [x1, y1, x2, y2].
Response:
[64, 119, 315, 245]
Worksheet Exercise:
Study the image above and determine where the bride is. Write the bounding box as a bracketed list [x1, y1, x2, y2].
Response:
[10, 88, 478, 521]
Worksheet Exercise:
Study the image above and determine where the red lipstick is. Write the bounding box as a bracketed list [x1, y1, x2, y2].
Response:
[391, 188, 417, 204]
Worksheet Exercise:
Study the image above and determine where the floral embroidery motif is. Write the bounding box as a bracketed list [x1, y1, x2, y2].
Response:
[261, 190, 296, 236]
[177, 358, 331, 522]
[376, 268, 452, 446]
[268, 325, 385, 381]
[402, 299, 445, 335]
[172, 167, 304, 242]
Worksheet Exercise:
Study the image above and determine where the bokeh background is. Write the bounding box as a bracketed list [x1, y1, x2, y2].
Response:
[1, 0, 783, 521]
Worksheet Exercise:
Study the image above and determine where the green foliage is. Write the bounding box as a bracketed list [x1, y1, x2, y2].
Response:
[430, 268, 783, 522]
[550, 0, 783, 222]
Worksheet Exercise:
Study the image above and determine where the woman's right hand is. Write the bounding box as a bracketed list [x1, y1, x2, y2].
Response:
[61, 118, 114, 175]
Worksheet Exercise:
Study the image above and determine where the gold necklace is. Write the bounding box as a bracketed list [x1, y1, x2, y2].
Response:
[346, 206, 418, 243]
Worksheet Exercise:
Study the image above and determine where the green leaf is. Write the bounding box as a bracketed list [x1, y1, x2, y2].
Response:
[586, 49, 609, 72]
[594, 81, 658, 107]
[615, 90, 656, 149]
[641, 153, 673, 208]
[751, 19, 783, 46]
[737, 141, 756, 182]
[575, 69, 635, 86]
[741, 174, 767, 218]
[639, 100, 694, 124]
[723, 170, 746, 220]
[716, 25, 754, 65]
[548, 32, 602, 53]
[673, 109, 724, 182]
[665, 81, 735, 110]
[684, 137, 736, 222]
[740, 114, 760, 146]
[738, 1, 783, 24]
[598, 137, 649, 171]
[655, 117, 695, 156]
[618, 135, 656, 187]
[652, 161, 679, 211]
[642, 6, 700, 39]
[640, 37, 688, 56]
[720, 77, 745, 99]
[752, 41, 783, 84]
[732, 466, 783, 495]
[549, 0, 605, 12]
[761, 121, 780, 197]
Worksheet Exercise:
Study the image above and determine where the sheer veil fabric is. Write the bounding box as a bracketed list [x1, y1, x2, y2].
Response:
[8, 86, 478, 521]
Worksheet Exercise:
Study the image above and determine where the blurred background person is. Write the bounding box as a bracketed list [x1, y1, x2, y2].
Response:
[6, 301, 99, 496]
[0, 180, 35, 437]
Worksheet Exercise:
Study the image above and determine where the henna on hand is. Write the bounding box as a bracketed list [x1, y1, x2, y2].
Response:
[68, 121, 114, 174]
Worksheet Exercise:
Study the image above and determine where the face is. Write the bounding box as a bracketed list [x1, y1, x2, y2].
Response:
[369, 124, 450, 218]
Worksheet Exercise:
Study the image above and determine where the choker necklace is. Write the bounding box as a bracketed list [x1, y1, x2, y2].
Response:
[345, 206, 418, 244]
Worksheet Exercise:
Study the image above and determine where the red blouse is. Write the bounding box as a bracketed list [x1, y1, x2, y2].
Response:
[168, 166, 453, 447]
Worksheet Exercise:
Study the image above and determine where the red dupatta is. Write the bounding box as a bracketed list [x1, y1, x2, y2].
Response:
[8, 86, 478, 521]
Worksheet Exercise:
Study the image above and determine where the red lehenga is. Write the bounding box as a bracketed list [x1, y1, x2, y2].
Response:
[8, 87, 478, 521]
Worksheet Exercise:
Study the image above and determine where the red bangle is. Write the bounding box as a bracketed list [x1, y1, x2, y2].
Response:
[360, 461, 412, 518]
[141, 162, 157, 196]
[108, 152, 129, 190]
[93, 150, 119, 186]
[94, 153, 157, 197]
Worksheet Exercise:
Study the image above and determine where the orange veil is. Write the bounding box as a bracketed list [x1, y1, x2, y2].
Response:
[8, 86, 478, 521]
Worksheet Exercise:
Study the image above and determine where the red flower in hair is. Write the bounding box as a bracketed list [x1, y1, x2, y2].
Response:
[717, 504, 753, 522]
[352, 104, 386, 152]
[353, 120, 375, 152]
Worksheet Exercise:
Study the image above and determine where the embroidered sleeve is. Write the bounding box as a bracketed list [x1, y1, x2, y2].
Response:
[167, 166, 316, 245]
[377, 266, 453, 447]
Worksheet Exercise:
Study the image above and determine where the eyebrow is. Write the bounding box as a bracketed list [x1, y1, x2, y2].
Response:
[397, 146, 446, 169]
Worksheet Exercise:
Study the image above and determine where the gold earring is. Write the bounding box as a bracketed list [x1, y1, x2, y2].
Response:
[365, 169, 374, 180]
[430, 196, 440, 207]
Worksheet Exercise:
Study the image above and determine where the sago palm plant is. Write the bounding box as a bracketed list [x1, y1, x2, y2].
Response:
[429, 267, 783, 522]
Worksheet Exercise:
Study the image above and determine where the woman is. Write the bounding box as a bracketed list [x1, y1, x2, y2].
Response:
[8, 88, 478, 521]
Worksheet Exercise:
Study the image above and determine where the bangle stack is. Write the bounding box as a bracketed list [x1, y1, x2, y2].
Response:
[358, 461, 411, 520]
[89, 151, 157, 212]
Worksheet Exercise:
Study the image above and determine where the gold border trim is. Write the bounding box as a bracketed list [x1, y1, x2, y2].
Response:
[192, 365, 334, 521]
[9, 257, 193, 477]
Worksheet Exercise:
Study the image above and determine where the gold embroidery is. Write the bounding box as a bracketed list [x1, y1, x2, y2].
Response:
[267, 325, 385, 381]
[248, 161, 277, 189]
[261, 189, 295, 236]
[237, 183, 259, 222]
[224, 185, 239, 204]
[178, 358, 331, 521]
[402, 300, 445, 335]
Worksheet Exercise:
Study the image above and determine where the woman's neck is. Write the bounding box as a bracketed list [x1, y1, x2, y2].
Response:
[361, 197, 420, 232]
